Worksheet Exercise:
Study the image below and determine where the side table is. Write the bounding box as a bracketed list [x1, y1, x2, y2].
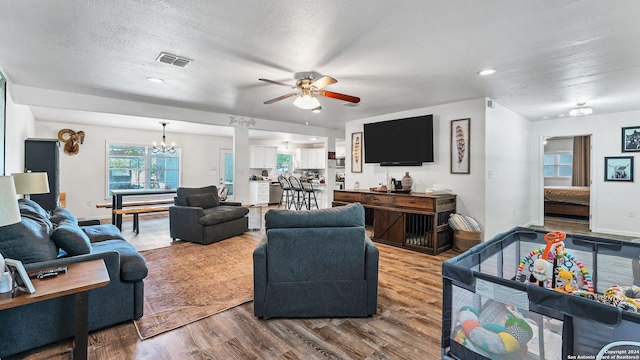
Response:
[0, 259, 110, 360]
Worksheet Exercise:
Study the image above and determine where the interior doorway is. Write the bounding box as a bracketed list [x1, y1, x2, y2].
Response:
[219, 149, 234, 200]
[542, 134, 592, 231]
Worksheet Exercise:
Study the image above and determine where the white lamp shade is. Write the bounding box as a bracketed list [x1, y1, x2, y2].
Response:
[293, 94, 321, 110]
[0, 176, 21, 226]
[12, 172, 50, 195]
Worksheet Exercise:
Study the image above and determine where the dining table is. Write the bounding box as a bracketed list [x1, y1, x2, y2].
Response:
[110, 188, 177, 229]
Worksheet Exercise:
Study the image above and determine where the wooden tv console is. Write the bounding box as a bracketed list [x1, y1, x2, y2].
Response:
[333, 190, 456, 255]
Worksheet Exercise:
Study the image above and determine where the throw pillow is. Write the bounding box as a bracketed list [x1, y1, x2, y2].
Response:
[186, 192, 220, 209]
[51, 220, 91, 256]
[50, 207, 78, 225]
[0, 216, 59, 263]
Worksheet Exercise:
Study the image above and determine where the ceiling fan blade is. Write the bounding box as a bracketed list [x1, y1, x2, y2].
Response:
[259, 78, 295, 88]
[318, 90, 360, 103]
[311, 76, 337, 90]
[264, 92, 298, 104]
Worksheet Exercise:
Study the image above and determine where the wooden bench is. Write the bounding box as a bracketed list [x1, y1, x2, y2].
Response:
[96, 199, 174, 208]
[113, 207, 169, 234]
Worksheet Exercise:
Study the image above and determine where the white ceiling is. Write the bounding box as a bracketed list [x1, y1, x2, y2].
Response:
[2, 1, 640, 135]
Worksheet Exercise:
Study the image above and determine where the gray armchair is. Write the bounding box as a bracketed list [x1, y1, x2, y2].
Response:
[253, 202, 379, 319]
[169, 185, 249, 245]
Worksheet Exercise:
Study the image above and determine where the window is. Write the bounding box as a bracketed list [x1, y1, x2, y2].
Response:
[544, 153, 573, 177]
[107, 144, 180, 195]
[275, 153, 292, 174]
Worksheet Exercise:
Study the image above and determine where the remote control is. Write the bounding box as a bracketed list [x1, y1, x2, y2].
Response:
[29, 266, 67, 279]
[37, 272, 59, 279]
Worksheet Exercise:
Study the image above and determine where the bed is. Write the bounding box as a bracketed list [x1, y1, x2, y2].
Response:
[544, 186, 590, 217]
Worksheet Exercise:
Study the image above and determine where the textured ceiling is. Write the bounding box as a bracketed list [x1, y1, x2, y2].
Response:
[1, 1, 640, 132]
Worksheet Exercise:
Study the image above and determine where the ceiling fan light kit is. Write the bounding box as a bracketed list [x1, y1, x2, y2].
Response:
[260, 75, 360, 111]
[293, 93, 321, 109]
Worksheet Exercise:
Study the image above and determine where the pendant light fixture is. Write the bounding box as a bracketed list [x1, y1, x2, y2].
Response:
[152, 122, 176, 153]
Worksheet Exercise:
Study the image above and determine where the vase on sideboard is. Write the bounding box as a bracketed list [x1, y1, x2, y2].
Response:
[401, 172, 413, 190]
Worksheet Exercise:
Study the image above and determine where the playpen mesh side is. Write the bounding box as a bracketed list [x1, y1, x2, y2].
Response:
[448, 285, 563, 360]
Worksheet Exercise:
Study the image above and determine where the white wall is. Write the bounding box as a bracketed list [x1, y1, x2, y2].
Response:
[35, 120, 232, 220]
[531, 111, 640, 237]
[345, 98, 490, 235]
[484, 101, 532, 238]
[3, 76, 36, 174]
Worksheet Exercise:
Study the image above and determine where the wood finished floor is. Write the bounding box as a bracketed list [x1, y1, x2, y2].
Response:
[8, 212, 635, 360]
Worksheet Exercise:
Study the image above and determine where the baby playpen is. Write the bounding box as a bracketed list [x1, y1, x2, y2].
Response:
[442, 227, 640, 359]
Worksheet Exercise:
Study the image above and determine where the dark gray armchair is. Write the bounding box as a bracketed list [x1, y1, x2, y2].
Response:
[253, 202, 379, 319]
[169, 185, 249, 245]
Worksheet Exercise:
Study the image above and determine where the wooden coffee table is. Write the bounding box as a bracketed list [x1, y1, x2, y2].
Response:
[0, 259, 110, 360]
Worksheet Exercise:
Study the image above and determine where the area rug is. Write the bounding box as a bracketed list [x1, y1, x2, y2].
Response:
[544, 215, 589, 225]
[134, 237, 256, 339]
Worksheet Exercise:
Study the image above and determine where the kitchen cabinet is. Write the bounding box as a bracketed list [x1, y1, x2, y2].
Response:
[250, 146, 277, 169]
[249, 181, 270, 205]
[295, 148, 325, 169]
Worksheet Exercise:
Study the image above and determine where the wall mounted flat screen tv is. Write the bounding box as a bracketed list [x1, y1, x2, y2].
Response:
[364, 114, 433, 166]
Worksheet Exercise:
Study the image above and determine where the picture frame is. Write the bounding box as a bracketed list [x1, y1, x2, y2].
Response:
[621, 126, 640, 152]
[351, 131, 362, 173]
[604, 156, 634, 182]
[450, 118, 470, 174]
[4, 258, 36, 294]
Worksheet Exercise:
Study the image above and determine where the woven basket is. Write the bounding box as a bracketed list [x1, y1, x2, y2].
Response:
[453, 230, 481, 253]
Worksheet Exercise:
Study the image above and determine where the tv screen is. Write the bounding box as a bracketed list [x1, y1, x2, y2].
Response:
[364, 114, 434, 165]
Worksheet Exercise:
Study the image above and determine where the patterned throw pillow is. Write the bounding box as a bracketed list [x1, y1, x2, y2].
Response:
[448, 214, 481, 232]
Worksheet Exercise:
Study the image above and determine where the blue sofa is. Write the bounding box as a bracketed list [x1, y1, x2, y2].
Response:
[0, 199, 148, 358]
[253, 202, 379, 319]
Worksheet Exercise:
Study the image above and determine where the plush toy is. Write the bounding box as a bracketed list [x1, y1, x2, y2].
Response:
[457, 306, 533, 358]
[554, 268, 575, 293]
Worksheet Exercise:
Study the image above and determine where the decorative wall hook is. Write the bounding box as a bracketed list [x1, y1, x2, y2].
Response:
[57, 129, 85, 155]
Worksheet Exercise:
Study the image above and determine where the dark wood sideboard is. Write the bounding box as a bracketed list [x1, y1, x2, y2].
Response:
[333, 190, 456, 255]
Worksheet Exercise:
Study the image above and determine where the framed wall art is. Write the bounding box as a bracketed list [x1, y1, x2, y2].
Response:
[351, 132, 362, 173]
[604, 156, 634, 182]
[622, 126, 640, 152]
[450, 118, 470, 174]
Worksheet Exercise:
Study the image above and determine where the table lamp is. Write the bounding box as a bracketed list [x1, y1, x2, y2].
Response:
[0, 176, 21, 293]
[12, 171, 50, 199]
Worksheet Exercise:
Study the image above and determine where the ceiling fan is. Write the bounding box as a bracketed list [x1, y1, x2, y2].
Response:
[259, 75, 360, 112]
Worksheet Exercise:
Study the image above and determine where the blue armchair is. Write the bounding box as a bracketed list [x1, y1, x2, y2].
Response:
[253, 203, 378, 319]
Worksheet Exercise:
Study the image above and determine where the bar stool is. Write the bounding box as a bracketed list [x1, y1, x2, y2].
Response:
[288, 176, 306, 210]
[302, 181, 319, 210]
[278, 177, 293, 209]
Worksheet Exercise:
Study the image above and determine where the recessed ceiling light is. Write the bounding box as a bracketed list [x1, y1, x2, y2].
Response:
[305, 122, 309, 125]
[310, 137, 318, 141]
[478, 68, 497, 76]
[146, 77, 164, 83]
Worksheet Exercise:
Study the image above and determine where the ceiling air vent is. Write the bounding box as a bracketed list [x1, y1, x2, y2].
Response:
[156, 52, 193, 67]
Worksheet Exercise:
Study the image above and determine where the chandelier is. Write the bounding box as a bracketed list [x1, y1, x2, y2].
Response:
[152, 122, 176, 153]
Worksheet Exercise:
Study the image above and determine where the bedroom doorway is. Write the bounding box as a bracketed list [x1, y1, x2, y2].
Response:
[542, 135, 592, 231]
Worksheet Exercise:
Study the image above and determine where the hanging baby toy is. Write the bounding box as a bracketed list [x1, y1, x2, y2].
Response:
[516, 231, 593, 293]
[531, 231, 565, 285]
